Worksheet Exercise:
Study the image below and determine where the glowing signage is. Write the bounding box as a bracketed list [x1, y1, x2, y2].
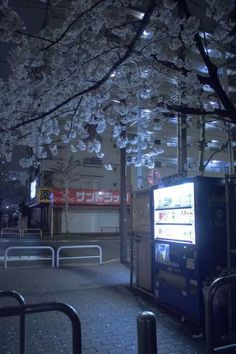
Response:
[38, 188, 130, 206]
[153, 182, 196, 244]
[30, 179, 37, 199]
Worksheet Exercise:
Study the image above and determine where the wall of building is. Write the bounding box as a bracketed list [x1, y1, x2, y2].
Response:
[60, 207, 119, 233]
[27, 118, 234, 234]
[128, 119, 232, 190]
[39, 131, 120, 191]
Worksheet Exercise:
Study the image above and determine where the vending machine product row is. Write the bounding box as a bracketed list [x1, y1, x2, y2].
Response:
[152, 176, 227, 327]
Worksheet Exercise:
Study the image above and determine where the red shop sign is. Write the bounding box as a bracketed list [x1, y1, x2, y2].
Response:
[51, 189, 130, 206]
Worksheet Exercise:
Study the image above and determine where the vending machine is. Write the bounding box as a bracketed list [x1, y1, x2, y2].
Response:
[152, 176, 227, 326]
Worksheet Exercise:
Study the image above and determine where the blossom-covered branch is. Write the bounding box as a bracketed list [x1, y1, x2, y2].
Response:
[0, 0, 235, 168]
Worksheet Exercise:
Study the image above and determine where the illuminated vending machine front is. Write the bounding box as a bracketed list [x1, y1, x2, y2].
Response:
[152, 177, 228, 327]
[152, 181, 200, 324]
[153, 182, 195, 244]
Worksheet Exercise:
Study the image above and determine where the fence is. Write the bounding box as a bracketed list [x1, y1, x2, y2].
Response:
[100, 226, 119, 233]
[0, 290, 25, 354]
[22, 229, 42, 238]
[56, 245, 102, 267]
[0, 300, 82, 354]
[2, 245, 102, 269]
[4, 246, 55, 269]
[1, 228, 43, 238]
[205, 274, 236, 354]
[1, 228, 21, 238]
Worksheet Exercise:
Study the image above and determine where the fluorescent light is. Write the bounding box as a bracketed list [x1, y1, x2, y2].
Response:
[142, 30, 152, 38]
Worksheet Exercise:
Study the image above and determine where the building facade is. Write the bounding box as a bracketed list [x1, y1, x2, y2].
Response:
[27, 117, 234, 234]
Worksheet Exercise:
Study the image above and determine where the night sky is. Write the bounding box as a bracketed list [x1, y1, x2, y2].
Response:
[0, 0, 47, 79]
[0, 1, 47, 168]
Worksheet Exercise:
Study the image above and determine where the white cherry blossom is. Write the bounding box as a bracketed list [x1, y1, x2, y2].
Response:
[0, 0, 235, 169]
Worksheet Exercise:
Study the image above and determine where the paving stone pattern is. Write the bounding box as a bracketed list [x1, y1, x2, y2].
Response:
[0, 262, 205, 354]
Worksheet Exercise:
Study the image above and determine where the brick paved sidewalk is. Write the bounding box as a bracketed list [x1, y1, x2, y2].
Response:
[0, 262, 204, 354]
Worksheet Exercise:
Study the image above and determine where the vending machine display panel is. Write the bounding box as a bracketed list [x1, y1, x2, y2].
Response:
[153, 182, 196, 244]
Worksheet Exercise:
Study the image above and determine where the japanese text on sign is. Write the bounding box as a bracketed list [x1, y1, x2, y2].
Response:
[38, 188, 130, 205]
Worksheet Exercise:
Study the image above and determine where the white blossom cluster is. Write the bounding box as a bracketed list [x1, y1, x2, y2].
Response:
[0, 0, 235, 168]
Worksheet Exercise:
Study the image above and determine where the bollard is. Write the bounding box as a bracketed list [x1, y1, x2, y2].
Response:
[137, 311, 157, 354]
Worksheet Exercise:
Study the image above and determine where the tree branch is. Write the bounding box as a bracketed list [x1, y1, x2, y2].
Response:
[42, 0, 106, 51]
[164, 102, 231, 120]
[204, 141, 229, 169]
[67, 97, 83, 138]
[6, 0, 158, 132]
[178, 0, 236, 121]
[16, 30, 54, 43]
[151, 55, 212, 85]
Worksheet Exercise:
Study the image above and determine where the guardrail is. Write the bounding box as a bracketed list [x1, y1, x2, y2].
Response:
[206, 275, 236, 354]
[100, 226, 119, 233]
[22, 229, 42, 238]
[0, 301, 82, 354]
[0, 290, 25, 354]
[1, 228, 22, 238]
[4, 246, 55, 269]
[2, 244, 103, 269]
[56, 245, 102, 267]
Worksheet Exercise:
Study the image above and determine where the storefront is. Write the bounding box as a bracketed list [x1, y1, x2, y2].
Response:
[29, 187, 130, 234]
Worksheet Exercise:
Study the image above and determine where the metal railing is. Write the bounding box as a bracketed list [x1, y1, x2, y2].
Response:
[22, 228, 42, 238]
[206, 275, 236, 354]
[4, 246, 55, 269]
[1, 228, 22, 238]
[0, 301, 82, 354]
[56, 245, 102, 267]
[100, 226, 119, 233]
[2, 245, 103, 269]
[0, 290, 25, 354]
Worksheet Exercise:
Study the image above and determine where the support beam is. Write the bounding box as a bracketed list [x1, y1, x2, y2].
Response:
[177, 115, 187, 177]
[119, 147, 128, 263]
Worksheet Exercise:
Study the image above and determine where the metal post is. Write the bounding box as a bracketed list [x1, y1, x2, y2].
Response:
[177, 114, 187, 177]
[130, 232, 134, 288]
[50, 205, 53, 238]
[137, 311, 157, 354]
[228, 128, 234, 175]
[225, 174, 231, 270]
[50, 191, 54, 238]
[136, 108, 143, 189]
[221, 51, 234, 175]
[120, 146, 128, 263]
[225, 174, 233, 338]
[198, 117, 206, 175]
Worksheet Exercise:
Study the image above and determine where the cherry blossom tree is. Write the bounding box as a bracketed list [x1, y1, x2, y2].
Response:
[0, 0, 235, 169]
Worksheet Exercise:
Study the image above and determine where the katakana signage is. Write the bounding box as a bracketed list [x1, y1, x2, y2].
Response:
[38, 188, 130, 206]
